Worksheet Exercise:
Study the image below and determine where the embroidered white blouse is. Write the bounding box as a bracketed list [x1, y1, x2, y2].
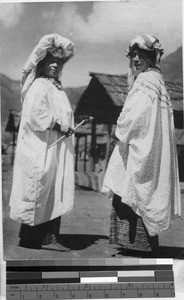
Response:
[102, 69, 181, 236]
[9, 78, 75, 226]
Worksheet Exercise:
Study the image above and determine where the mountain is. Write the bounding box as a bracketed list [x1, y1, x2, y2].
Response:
[160, 46, 183, 83]
[0, 73, 86, 131]
[1, 74, 21, 127]
[1, 46, 183, 133]
[64, 86, 86, 111]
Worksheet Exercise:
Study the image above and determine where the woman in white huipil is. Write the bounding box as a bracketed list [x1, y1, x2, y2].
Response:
[9, 34, 75, 250]
[102, 34, 181, 257]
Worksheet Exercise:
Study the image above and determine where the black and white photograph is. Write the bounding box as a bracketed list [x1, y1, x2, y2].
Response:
[1, 0, 184, 267]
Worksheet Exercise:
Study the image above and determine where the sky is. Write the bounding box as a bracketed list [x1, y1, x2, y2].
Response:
[0, 0, 182, 87]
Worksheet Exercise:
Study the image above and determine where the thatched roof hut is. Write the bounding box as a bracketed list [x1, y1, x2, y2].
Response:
[75, 72, 184, 187]
[75, 72, 183, 127]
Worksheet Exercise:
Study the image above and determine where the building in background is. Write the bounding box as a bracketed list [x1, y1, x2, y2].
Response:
[75, 72, 184, 191]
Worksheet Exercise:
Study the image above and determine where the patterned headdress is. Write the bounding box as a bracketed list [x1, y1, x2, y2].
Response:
[126, 34, 164, 90]
[21, 34, 75, 101]
[126, 34, 163, 58]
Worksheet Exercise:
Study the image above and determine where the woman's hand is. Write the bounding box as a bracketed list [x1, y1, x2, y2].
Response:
[74, 115, 94, 125]
[52, 123, 74, 137]
[60, 125, 74, 137]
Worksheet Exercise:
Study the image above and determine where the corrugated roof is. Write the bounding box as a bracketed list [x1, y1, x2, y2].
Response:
[93, 73, 128, 87]
[108, 92, 126, 106]
[175, 129, 184, 145]
[89, 72, 183, 110]
[90, 73, 128, 106]
[171, 100, 183, 111]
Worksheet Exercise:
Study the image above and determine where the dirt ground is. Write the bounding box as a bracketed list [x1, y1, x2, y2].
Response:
[2, 153, 184, 260]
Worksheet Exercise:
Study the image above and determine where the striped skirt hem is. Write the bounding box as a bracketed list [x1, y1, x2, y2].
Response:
[109, 194, 158, 252]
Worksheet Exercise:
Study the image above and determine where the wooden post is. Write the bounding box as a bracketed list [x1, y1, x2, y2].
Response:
[11, 131, 16, 165]
[90, 120, 96, 171]
[75, 135, 79, 171]
[84, 134, 88, 172]
[5, 111, 17, 165]
[104, 123, 112, 170]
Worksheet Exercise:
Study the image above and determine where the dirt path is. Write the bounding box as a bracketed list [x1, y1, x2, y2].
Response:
[2, 154, 184, 260]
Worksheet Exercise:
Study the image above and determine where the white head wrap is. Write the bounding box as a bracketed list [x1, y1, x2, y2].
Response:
[21, 34, 75, 101]
[126, 34, 164, 90]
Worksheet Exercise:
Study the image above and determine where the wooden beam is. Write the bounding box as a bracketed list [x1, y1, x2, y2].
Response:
[90, 120, 96, 172]
[84, 135, 88, 171]
[75, 136, 79, 171]
[11, 131, 16, 166]
[104, 123, 112, 170]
